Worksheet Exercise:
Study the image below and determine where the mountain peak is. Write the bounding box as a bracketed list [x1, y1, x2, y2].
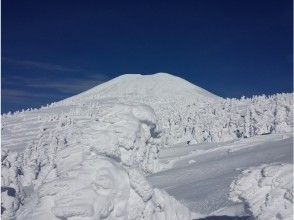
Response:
[65, 73, 219, 103]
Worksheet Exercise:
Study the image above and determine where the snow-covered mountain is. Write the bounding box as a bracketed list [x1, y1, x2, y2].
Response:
[57, 73, 293, 145]
[63, 73, 219, 102]
[2, 73, 293, 220]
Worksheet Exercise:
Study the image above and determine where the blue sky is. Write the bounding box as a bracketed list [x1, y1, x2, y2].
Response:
[2, 0, 293, 112]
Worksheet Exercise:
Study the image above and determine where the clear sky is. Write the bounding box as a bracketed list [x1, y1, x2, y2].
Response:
[2, 0, 293, 112]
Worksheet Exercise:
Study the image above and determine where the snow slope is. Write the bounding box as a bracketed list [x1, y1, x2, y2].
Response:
[61, 73, 219, 103]
[1, 73, 293, 219]
[148, 133, 293, 218]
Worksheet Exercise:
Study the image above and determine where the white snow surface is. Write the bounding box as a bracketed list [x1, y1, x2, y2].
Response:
[1, 73, 293, 220]
[17, 156, 192, 220]
[62, 73, 219, 102]
[230, 163, 293, 220]
[148, 133, 293, 219]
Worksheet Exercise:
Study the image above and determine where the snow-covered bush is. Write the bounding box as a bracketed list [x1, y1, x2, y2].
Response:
[230, 163, 293, 220]
[18, 156, 192, 220]
[1, 149, 25, 219]
[159, 93, 293, 145]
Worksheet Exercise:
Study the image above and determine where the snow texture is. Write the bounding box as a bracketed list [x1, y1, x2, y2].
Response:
[229, 163, 293, 220]
[17, 156, 192, 220]
[1, 149, 25, 219]
[2, 101, 192, 219]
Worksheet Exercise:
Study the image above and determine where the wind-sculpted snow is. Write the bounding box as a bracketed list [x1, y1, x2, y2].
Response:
[17, 157, 192, 220]
[1, 149, 25, 219]
[19, 157, 131, 219]
[2, 102, 192, 219]
[229, 163, 293, 220]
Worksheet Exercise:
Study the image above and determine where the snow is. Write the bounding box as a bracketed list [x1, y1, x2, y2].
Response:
[17, 155, 193, 220]
[230, 163, 293, 220]
[2, 101, 193, 219]
[128, 168, 153, 202]
[62, 73, 219, 103]
[148, 133, 293, 217]
[3, 75, 292, 149]
[18, 157, 132, 219]
[1, 73, 293, 219]
[1, 149, 25, 219]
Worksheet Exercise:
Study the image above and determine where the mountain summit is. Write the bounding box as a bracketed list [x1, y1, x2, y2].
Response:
[66, 73, 219, 103]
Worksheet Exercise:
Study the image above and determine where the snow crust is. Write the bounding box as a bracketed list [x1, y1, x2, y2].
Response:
[230, 163, 293, 220]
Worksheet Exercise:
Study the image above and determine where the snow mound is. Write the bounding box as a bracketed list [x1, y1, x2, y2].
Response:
[229, 163, 293, 220]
